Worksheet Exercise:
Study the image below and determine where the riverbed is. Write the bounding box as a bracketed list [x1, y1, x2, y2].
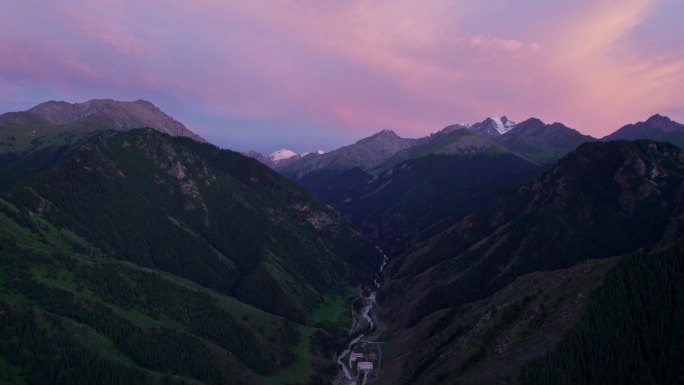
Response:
[335, 248, 388, 385]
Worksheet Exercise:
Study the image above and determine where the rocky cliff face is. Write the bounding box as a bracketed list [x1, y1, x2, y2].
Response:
[27, 99, 206, 143]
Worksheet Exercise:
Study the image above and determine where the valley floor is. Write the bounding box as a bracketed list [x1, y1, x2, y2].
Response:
[335, 251, 389, 385]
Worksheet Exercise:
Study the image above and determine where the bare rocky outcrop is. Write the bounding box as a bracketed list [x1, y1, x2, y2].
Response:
[26, 99, 206, 143]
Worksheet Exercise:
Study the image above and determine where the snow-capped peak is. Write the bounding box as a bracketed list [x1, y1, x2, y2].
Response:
[461, 116, 517, 138]
[269, 148, 298, 162]
[490, 116, 516, 134]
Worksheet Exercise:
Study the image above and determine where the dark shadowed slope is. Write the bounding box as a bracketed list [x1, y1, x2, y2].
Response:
[299, 129, 540, 257]
[376, 140, 684, 385]
[495, 118, 595, 164]
[278, 129, 418, 179]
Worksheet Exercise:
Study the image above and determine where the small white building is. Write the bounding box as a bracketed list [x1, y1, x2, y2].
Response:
[358, 361, 373, 371]
[350, 352, 364, 362]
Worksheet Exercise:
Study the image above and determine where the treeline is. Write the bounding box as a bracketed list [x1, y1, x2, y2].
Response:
[520, 240, 684, 384]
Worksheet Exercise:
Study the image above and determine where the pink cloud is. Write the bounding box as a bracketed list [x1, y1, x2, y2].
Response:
[66, 7, 154, 56]
[0, 0, 682, 149]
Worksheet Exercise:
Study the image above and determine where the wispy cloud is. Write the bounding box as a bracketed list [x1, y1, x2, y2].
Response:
[0, 0, 682, 150]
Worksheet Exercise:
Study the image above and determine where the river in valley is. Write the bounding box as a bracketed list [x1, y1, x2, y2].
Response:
[335, 248, 388, 385]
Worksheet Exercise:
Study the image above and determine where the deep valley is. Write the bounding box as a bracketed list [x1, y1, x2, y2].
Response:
[1, 100, 683, 385]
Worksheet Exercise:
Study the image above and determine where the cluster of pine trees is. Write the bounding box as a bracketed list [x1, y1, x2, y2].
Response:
[520, 241, 684, 384]
[0, 234, 297, 384]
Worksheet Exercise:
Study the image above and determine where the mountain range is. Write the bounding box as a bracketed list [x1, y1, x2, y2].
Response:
[248, 115, 594, 176]
[250, 113, 684, 181]
[274, 129, 419, 179]
[258, 117, 596, 257]
[251, 114, 683, 259]
[1, 99, 683, 385]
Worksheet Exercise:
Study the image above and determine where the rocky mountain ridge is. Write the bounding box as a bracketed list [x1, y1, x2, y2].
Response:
[277, 129, 419, 179]
[603, 113, 684, 148]
[0, 98, 206, 145]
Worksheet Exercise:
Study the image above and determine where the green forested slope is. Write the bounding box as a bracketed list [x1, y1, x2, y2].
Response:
[4, 129, 378, 322]
[520, 241, 684, 385]
[0, 128, 379, 384]
[0, 202, 304, 384]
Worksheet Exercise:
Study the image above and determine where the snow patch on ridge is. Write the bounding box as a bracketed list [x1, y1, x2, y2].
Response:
[491, 116, 516, 134]
[300, 149, 325, 157]
[269, 149, 298, 162]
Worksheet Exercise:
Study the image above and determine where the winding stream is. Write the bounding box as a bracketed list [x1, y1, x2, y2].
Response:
[336, 333, 365, 382]
[335, 248, 388, 385]
[361, 292, 375, 331]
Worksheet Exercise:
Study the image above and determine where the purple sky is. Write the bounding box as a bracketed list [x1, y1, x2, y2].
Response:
[1, 0, 683, 153]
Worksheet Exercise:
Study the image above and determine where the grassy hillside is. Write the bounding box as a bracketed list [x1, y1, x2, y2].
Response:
[377, 257, 619, 385]
[0, 198, 324, 384]
[385, 241, 684, 384]
[0, 115, 116, 154]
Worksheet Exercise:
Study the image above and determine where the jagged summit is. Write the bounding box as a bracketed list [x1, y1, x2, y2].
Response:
[444, 116, 516, 138]
[356, 129, 401, 144]
[379, 128, 397, 135]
